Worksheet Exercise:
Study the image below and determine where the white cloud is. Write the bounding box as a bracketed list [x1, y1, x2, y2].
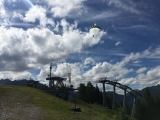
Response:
[36, 60, 133, 88]
[84, 57, 95, 65]
[136, 67, 147, 74]
[32, 46, 158, 88]
[103, 0, 140, 14]
[37, 64, 50, 81]
[83, 62, 133, 81]
[133, 60, 141, 64]
[115, 41, 121, 46]
[34, 46, 160, 89]
[120, 66, 160, 90]
[118, 25, 149, 30]
[115, 46, 160, 67]
[83, 28, 106, 46]
[99, 40, 104, 44]
[0, 0, 159, 92]
[37, 62, 82, 87]
[45, 0, 86, 17]
[83, 11, 119, 21]
[0, 19, 106, 72]
[23, 5, 54, 27]
[0, 0, 6, 17]
[120, 77, 137, 85]
[0, 71, 32, 80]
[12, 11, 23, 20]
[6, 0, 17, 3]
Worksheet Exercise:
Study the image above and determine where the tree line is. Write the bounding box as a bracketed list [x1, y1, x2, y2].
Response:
[78, 81, 102, 104]
[77, 82, 160, 120]
[77, 81, 124, 109]
[135, 88, 160, 120]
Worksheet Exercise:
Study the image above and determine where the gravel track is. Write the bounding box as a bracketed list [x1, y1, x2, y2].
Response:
[0, 89, 43, 120]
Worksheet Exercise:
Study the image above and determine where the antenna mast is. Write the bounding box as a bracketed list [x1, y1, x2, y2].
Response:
[49, 63, 52, 88]
[50, 63, 52, 78]
[68, 64, 71, 83]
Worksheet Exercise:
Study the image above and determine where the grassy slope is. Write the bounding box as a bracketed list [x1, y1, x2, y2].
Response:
[0, 85, 135, 120]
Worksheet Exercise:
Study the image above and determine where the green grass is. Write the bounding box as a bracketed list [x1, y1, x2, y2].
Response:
[0, 85, 136, 120]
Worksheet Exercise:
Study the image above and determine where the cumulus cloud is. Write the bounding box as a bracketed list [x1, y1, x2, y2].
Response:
[0, 71, 32, 81]
[83, 62, 133, 82]
[116, 46, 160, 67]
[0, 19, 106, 73]
[1, 0, 160, 92]
[136, 67, 147, 74]
[12, 11, 23, 20]
[84, 57, 95, 65]
[115, 41, 121, 46]
[83, 28, 105, 46]
[37, 63, 82, 86]
[0, 0, 106, 81]
[120, 66, 160, 90]
[45, 0, 86, 17]
[0, 0, 8, 18]
[30, 46, 160, 89]
[23, 5, 54, 27]
[37, 61, 133, 88]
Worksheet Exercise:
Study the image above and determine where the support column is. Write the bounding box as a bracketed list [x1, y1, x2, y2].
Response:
[49, 63, 52, 88]
[123, 89, 127, 113]
[131, 97, 136, 118]
[102, 82, 107, 108]
[112, 84, 116, 110]
[49, 80, 51, 88]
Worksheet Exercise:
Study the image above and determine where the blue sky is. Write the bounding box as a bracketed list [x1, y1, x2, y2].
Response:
[0, 0, 160, 92]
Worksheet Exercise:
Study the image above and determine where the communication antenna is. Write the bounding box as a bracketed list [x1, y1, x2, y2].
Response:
[67, 64, 71, 83]
[49, 63, 52, 78]
[48, 63, 52, 88]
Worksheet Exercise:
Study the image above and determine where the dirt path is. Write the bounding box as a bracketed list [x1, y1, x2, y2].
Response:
[0, 90, 43, 120]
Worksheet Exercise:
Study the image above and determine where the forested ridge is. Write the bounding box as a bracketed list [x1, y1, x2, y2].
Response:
[77, 82, 160, 120]
[135, 89, 160, 120]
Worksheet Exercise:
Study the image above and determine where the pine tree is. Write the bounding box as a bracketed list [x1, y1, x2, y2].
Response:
[95, 84, 101, 104]
[86, 81, 95, 103]
[154, 95, 160, 120]
[143, 89, 154, 120]
[78, 83, 87, 102]
[135, 88, 160, 120]
[135, 99, 143, 119]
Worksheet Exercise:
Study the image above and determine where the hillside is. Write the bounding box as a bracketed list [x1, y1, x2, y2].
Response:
[140, 84, 160, 97]
[0, 85, 135, 120]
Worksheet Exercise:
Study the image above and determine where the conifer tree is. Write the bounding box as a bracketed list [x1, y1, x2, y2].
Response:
[95, 84, 101, 104]
[86, 81, 95, 103]
[78, 83, 87, 102]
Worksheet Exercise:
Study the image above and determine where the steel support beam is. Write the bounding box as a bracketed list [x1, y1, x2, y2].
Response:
[131, 97, 136, 118]
[102, 82, 107, 108]
[97, 77, 142, 115]
[112, 84, 116, 110]
[123, 89, 127, 113]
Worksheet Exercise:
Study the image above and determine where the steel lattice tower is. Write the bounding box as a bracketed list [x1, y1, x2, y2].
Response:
[123, 89, 127, 113]
[112, 84, 116, 110]
[102, 82, 108, 108]
[131, 97, 136, 118]
[97, 77, 142, 117]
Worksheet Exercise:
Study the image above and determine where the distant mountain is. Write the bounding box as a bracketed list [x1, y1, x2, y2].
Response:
[0, 79, 28, 86]
[140, 84, 160, 97]
[0, 79, 48, 90]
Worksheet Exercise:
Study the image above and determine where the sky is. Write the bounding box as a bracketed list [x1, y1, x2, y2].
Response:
[0, 0, 160, 93]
